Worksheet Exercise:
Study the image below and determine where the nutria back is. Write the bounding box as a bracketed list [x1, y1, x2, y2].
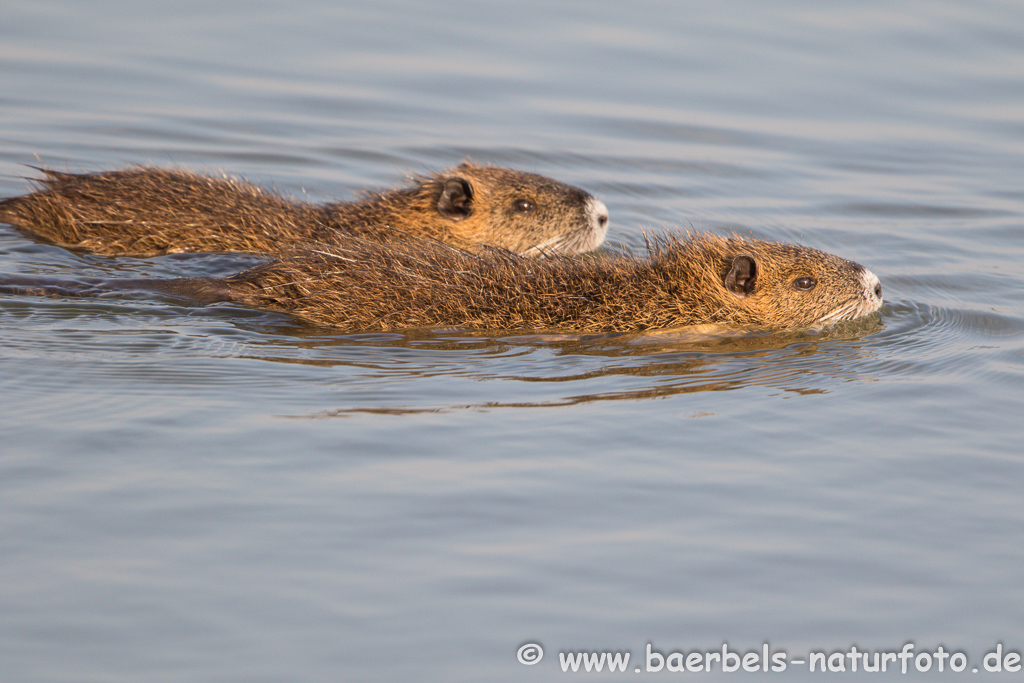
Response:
[221, 232, 883, 332]
[0, 163, 609, 257]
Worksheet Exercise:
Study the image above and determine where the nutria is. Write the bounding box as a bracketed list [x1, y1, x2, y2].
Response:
[0, 162, 609, 257]
[1, 232, 882, 332]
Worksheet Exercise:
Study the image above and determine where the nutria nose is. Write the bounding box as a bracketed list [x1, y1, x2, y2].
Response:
[862, 269, 883, 304]
[589, 198, 610, 232]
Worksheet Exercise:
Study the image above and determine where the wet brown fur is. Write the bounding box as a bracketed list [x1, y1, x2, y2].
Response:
[217, 232, 882, 332]
[0, 163, 606, 257]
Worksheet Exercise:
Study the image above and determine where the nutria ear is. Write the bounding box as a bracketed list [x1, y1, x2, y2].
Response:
[724, 255, 757, 297]
[437, 177, 474, 220]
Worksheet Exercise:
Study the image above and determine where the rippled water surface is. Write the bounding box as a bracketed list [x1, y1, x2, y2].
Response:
[2, 1, 1023, 681]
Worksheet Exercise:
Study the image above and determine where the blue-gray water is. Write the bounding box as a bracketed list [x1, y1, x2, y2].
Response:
[2, 1, 1023, 681]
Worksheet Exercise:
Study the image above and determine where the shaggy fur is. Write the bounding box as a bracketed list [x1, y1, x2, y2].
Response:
[219, 232, 883, 332]
[0, 163, 608, 257]
[0, 232, 882, 332]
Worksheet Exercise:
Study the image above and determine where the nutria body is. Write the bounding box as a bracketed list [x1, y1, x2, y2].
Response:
[6, 232, 880, 332]
[217, 233, 881, 331]
[0, 163, 609, 257]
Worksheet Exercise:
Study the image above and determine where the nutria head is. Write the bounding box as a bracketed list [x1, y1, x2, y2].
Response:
[654, 234, 883, 328]
[405, 162, 609, 256]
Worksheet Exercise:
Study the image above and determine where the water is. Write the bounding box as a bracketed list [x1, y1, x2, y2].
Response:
[2, 1, 1023, 680]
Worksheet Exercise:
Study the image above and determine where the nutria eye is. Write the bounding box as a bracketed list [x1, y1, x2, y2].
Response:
[792, 276, 817, 291]
[513, 199, 535, 214]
